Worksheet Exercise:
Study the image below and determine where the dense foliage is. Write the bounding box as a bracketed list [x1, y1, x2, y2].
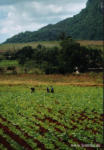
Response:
[4, 0, 103, 43]
[13, 38, 103, 74]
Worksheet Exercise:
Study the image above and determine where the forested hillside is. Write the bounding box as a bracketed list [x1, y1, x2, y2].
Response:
[4, 0, 103, 43]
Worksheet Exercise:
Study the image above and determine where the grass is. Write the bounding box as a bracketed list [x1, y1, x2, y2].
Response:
[0, 40, 103, 52]
[0, 41, 60, 52]
[77, 40, 103, 46]
[0, 73, 103, 86]
[78, 40, 103, 51]
[0, 60, 18, 67]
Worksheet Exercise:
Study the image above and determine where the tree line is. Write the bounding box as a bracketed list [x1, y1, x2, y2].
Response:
[1, 37, 103, 74]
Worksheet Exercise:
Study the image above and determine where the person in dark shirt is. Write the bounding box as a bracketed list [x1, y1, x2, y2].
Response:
[31, 87, 35, 93]
[51, 87, 54, 93]
[47, 87, 50, 93]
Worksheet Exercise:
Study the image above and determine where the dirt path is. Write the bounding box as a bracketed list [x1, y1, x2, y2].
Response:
[0, 73, 103, 87]
[0, 80, 103, 87]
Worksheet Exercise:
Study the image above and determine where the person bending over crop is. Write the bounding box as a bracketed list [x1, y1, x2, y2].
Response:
[31, 87, 35, 93]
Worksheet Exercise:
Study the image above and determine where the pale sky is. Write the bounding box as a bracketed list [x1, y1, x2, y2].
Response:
[0, 0, 87, 43]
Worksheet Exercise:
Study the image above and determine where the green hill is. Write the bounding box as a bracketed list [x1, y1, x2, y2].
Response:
[4, 0, 103, 43]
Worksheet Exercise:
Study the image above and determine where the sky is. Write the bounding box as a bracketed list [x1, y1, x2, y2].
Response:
[0, 0, 87, 43]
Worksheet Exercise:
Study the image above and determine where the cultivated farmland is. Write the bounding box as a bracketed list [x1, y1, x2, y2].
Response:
[0, 40, 103, 52]
[0, 74, 103, 150]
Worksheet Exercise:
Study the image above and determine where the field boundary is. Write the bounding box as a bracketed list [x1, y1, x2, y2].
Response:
[0, 81, 103, 87]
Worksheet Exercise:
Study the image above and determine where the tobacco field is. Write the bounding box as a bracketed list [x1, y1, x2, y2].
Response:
[0, 85, 103, 150]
